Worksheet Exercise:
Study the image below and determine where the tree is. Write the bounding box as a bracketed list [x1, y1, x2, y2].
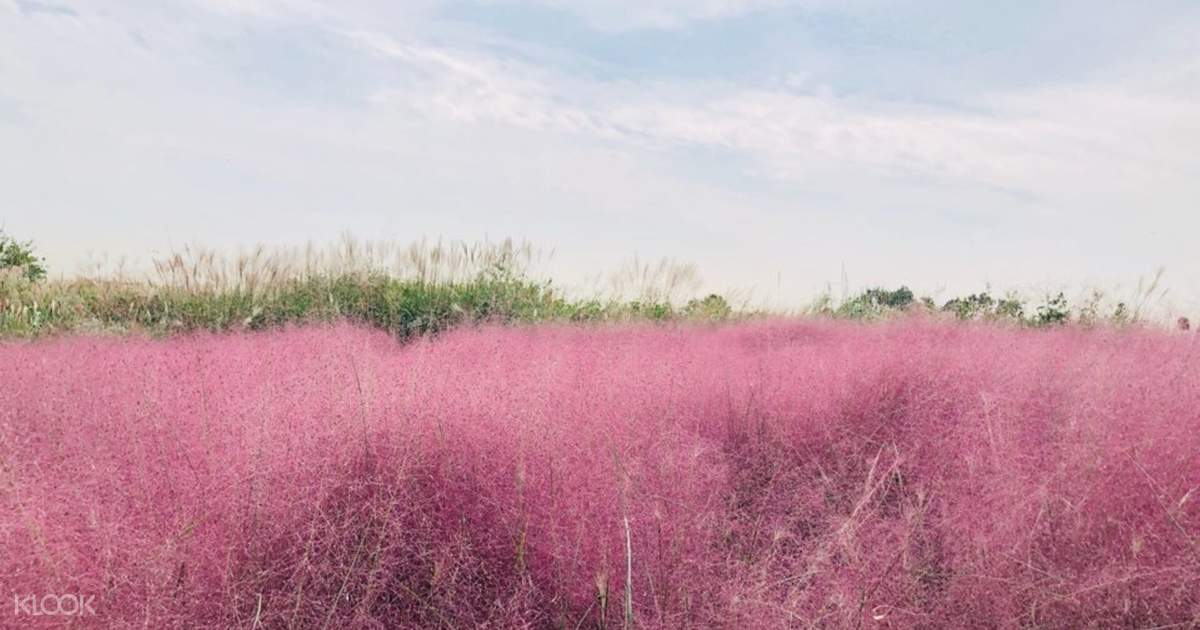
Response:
[0, 230, 47, 281]
[836, 286, 914, 318]
[684, 294, 732, 320]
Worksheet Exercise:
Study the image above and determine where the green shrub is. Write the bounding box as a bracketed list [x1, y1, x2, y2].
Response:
[684, 294, 732, 320]
[0, 230, 46, 281]
[1033, 292, 1070, 327]
[836, 286, 914, 319]
[942, 292, 1025, 322]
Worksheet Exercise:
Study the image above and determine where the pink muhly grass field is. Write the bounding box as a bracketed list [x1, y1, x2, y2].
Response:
[2, 320, 1198, 628]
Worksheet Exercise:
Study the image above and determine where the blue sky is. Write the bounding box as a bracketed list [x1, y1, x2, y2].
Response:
[2, 0, 1199, 311]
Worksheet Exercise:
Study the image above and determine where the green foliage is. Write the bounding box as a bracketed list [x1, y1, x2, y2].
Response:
[943, 293, 995, 319]
[0, 237, 1162, 336]
[684, 294, 732, 320]
[1076, 290, 1105, 327]
[995, 296, 1025, 321]
[626, 300, 675, 321]
[1033, 292, 1070, 327]
[836, 286, 914, 319]
[806, 291, 835, 316]
[822, 284, 1148, 329]
[942, 292, 1025, 322]
[1111, 302, 1131, 326]
[868, 286, 915, 309]
[0, 230, 47, 281]
[0, 263, 743, 337]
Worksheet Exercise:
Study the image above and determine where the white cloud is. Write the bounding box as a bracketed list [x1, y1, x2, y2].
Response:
[488, 0, 855, 30]
[606, 83, 1200, 203]
[534, 0, 788, 29]
[347, 30, 625, 139]
[2, 1, 1199, 312]
[340, 22, 1200, 216]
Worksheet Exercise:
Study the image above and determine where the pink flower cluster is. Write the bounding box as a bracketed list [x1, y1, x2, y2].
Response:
[2, 320, 1197, 628]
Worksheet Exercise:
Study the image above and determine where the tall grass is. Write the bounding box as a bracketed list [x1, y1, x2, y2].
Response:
[3, 320, 1198, 627]
[2, 237, 1181, 338]
[0, 239, 712, 337]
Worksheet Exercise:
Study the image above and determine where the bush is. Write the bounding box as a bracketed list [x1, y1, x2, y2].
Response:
[0, 230, 46, 281]
[836, 286, 915, 318]
[1034, 292, 1070, 326]
[942, 292, 1025, 322]
[683, 293, 732, 320]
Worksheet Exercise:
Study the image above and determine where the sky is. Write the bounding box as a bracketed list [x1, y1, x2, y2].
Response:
[2, 0, 1199, 312]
